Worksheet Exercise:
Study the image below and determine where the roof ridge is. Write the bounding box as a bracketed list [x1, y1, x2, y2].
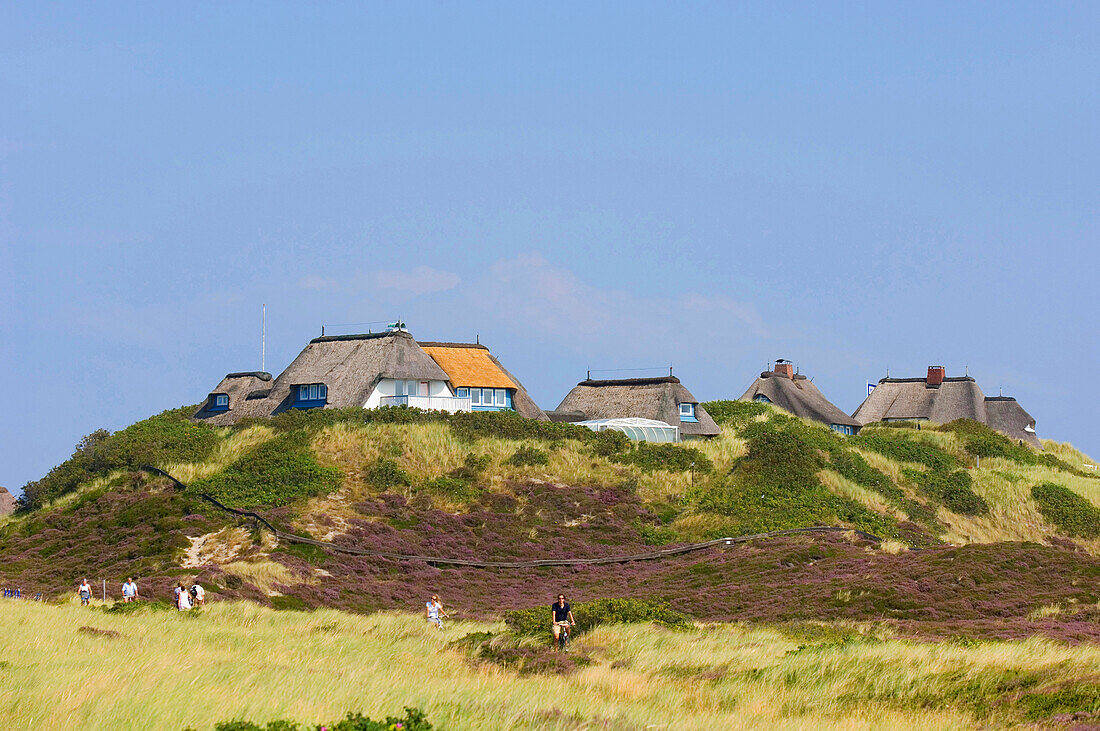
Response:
[579, 376, 681, 387]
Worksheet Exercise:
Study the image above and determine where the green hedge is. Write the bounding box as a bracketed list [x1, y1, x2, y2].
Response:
[210, 707, 433, 731]
[190, 431, 342, 509]
[905, 468, 989, 516]
[503, 597, 693, 638]
[700, 400, 769, 429]
[1031, 483, 1100, 538]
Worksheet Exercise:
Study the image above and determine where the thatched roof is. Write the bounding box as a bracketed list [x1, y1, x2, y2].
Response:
[740, 371, 860, 429]
[985, 397, 1042, 448]
[0, 486, 14, 516]
[853, 371, 1042, 447]
[192, 371, 273, 426]
[554, 376, 720, 437]
[419, 342, 548, 421]
[263, 331, 450, 414]
[853, 376, 985, 425]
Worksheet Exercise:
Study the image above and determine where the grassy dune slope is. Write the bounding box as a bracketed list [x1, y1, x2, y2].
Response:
[2, 601, 1099, 730]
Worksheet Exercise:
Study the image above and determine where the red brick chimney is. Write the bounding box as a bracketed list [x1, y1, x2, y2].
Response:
[927, 365, 945, 386]
[774, 360, 794, 379]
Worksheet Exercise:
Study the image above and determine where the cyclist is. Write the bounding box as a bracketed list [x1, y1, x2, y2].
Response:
[550, 594, 575, 651]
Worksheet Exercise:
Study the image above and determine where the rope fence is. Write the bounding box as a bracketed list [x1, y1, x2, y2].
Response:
[142, 466, 884, 569]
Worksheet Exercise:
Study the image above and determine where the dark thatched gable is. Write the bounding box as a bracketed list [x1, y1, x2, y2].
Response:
[419, 342, 549, 421]
[853, 368, 1041, 448]
[739, 369, 860, 431]
[192, 371, 273, 426]
[553, 376, 720, 438]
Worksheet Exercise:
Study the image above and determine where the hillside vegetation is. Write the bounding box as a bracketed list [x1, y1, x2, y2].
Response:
[2, 600, 1100, 730]
[2, 403, 1099, 636]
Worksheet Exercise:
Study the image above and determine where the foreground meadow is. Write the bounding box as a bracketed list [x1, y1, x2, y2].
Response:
[1, 600, 1099, 730]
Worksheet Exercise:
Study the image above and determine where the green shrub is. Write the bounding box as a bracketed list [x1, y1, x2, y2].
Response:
[449, 410, 593, 443]
[212, 707, 433, 731]
[421, 476, 479, 503]
[365, 458, 410, 489]
[504, 597, 693, 638]
[448, 453, 490, 482]
[693, 418, 900, 539]
[701, 400, 769, 429]
[906, 468, 989, 516]
[506, 446, 550, 467]
[20, 407, 219, 510]
[190, 431, 342, 509]
[854, 430, 957, 472]
[1031, 483, 1100, 538]
[590, 429, 631, 457]
[614, 443, 712, 473]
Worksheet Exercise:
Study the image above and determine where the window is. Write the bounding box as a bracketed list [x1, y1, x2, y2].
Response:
[455, 388, 469, 399]
[753, 394, 772, 404]
[679, 402, 698, 423]
[470, 388, 482, 405]
[830, 424, 854, 436]
[296, 384, 328, 402]
[495, 388, 507, 406]
[394, 380, 419, 398]
[215, 394, 229, 407]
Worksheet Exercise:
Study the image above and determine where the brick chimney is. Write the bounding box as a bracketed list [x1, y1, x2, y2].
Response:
[927, 365, 945, 386]
[774, 360, 794, 379]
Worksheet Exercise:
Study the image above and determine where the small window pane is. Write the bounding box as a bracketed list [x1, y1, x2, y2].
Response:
[407, 381, 418, 397]
[299, 385, 308, 400]
[319, 384, 327, 400]
[495, 389, 506, 406]
[471, 388, 481, 405]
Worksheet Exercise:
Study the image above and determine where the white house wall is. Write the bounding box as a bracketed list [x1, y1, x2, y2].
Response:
[363, 378, 453, 408]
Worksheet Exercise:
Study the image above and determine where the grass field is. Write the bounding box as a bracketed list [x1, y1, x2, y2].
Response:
[1, 600, 1099, 730]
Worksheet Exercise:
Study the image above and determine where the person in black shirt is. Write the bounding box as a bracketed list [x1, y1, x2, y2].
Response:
[550, 594, 575, 650]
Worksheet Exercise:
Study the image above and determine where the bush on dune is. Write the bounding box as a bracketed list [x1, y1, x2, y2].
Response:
[190, 431, 341, 509]
[211, 707, 433, 731]
[20, 407, 219, 510]
[1031, 482, 1100, 538]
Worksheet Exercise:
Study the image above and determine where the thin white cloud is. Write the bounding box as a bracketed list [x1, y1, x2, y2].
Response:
[372, 266, 461, 295]
[471, 253, 769, 356]
[297, 274, 339, 291]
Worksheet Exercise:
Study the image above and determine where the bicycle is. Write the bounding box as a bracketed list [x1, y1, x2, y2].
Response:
[553, 621, 572, 652]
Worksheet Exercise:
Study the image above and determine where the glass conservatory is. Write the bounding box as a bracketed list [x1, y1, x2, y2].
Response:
[576, 417, 680, 443]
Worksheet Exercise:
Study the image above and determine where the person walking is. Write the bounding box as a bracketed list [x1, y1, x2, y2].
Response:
[176, 582, 191, 611]
[122, 577, 138, 603]
[425, 595, 448, 630]
[78, 578, 93, 606]
[190, 582, 205, 607]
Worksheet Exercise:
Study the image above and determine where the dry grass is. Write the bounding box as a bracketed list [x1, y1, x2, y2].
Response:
[1, 601, 1098, 730]
[221, 557, 308, 595]
[163, 425, 276, 484]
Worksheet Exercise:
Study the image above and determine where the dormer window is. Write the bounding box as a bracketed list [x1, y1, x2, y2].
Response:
[209, 393, 229, 412]
[679, 402, 698, 422]
[753, 394, 772, 404]
[294, 383, 328, 408]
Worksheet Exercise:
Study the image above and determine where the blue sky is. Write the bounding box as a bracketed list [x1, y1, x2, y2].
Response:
[2, 3, 1097, 492]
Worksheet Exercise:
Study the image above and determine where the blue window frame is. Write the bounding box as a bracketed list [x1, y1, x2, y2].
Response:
[679, 402, 698, 423]
[469, 387, 513, 411]
[209, 393, 229, 412]
[294, 383, 328, 408]
[830, 424, 854, 436]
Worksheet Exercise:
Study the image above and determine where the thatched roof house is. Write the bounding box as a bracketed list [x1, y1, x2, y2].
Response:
[194, 330, 548, 424]
[0, 486, 14, 516]
[192, 371, 274, 426]
[853, 366, 1041, 447]
[419, 342, 548, 420]
[551, 376, 720, 439]
[740, 360, 861, 435]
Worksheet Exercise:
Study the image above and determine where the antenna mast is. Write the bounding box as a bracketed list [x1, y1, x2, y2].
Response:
[262, 304, 266, 373]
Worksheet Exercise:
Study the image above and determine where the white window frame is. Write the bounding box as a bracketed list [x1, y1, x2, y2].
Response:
[214, 394, 229, 407]
[679, 402, 695, 418]
[455, 387, 469, 399]
[495, 388, 506, 406]
[470, 388, 482, 406]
